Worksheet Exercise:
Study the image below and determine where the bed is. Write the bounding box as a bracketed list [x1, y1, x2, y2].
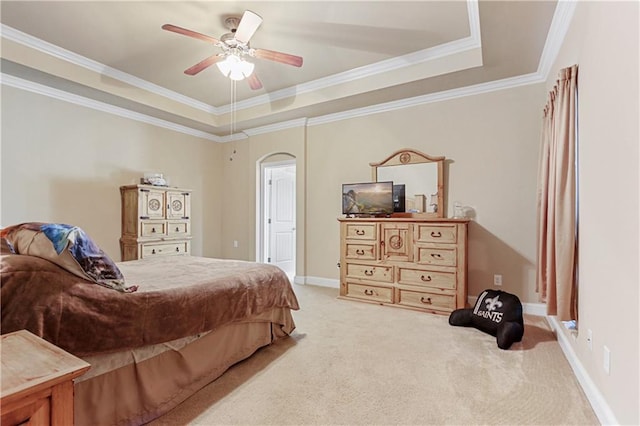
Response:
[1, 243, 299, 425]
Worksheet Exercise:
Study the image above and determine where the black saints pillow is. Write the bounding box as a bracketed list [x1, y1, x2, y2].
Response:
[449, 289, 524, 350]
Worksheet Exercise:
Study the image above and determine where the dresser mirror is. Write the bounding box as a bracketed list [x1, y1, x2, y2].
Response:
[371, 149, 445, 218]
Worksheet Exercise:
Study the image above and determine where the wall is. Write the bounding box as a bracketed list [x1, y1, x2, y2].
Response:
[222, 83, 545, 302]
[546, 1, 639, 424]
[308, 84, 545, 301]
[220, 127, 307, 277]
[0, 85, 223, 259]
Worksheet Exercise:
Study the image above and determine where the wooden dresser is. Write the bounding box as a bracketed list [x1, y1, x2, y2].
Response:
[120, 184, 192, 261]
[0, 330, 90, 426]
[338, 217, 469, 315]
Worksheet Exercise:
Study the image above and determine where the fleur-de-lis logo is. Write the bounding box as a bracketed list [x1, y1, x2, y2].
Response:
[485, 295, 503, 312]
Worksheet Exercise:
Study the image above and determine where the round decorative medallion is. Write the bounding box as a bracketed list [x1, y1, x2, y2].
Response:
[399, 152, 411, 164]
[389, 235, 403, 250]
[148, 199, 161, 211]
[172, 200, 183, 211]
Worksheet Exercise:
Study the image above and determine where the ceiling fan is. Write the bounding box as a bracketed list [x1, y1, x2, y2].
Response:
[162, 10, 303, 90]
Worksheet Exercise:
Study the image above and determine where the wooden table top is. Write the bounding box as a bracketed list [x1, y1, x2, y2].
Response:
[1, 330, 90, 404]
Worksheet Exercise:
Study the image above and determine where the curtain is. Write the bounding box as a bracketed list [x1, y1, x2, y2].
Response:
[536, 65, 578, 321]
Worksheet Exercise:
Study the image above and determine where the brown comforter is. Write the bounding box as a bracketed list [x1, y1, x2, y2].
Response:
[1, 254, 299, 356]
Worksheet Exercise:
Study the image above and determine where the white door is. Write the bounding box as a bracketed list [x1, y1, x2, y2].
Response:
[265, 164, 296, 277]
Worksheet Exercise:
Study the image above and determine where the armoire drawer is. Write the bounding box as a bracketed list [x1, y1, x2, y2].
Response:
[345, 282, 394, 303]
[415, 246, 457, 266]
[398, 267, 456, 290]
[346, 263, 393, 282]
[345, 223, 376, 240]
[345, 242, 377, 260]
[140, 221, 166, 237]
[396, 288, 455, 311]
[141, 241, 190, 258]
[167, 221, 190, 236]
[414, 224, 457, 244]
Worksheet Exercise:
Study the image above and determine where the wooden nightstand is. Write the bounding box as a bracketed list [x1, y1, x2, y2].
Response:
[1, 330, 91, 426]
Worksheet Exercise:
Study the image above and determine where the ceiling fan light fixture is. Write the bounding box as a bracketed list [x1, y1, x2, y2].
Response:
[216, 54, 255, 80]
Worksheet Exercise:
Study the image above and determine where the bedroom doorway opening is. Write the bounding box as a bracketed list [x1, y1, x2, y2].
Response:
[260, 159, 296, 279]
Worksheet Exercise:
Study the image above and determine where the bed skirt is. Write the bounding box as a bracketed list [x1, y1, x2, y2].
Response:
[74, 309, 295, 426]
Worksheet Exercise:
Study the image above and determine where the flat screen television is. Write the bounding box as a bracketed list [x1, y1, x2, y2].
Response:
[342, 181, 394, 216]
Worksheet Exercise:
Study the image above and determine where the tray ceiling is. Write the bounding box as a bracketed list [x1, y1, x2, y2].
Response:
[0, 1, 559, 140]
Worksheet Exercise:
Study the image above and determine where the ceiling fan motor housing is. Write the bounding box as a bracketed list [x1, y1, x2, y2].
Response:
[224, 16, 241, 31]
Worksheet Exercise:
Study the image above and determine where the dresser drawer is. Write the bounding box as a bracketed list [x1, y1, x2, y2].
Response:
[415, 246, 457, 266]
[140, 221, 166, 237]
[345, 282, 393, 303]
[397, 288, 455, 311]
[398, 267, 456, 290]
[345, 242, 377, 260]
[345, 223, 376, 240]
[346, 263, 393, 282]
[141, 241, 190, 258]
[167, 221, 190, 236]
[415, 224, 457, 244]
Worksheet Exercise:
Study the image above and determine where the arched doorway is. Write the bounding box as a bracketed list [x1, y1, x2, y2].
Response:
[258, 156, 296, 279]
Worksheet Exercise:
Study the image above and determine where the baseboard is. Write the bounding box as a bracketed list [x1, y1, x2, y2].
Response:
[547, 316, 619, 425]
[296, 278, 619, 423]
[293, 279, 616, 423]
[293, 276, 340, 288]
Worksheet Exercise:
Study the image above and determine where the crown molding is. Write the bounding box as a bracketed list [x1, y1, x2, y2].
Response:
[227, 36, 481, 112]
[217, 132, 250, 143]
[0, 23, 218, 115]
[0, 73, 221, 142]
[308, 72, 544, 127]
[467, 0, 482, 45]
[243, 118, 308, 137]
[224, 0, 482, 112]
[536, 0, 578, 80]
[1, 0, 481, 116]
[1, 0, 575, 142]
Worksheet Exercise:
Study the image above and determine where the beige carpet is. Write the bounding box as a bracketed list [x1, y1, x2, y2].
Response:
[149, 284, 599, 425]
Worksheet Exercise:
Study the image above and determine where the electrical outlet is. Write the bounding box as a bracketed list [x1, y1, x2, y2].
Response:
[233, 240, 238, 248]
[493, 274, 502, 286]
[587, 329, 593, 351]
[603, 346, 611, 375]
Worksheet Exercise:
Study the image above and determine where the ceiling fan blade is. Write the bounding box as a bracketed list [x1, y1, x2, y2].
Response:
[234, 10, 263, 44]
[254, 49, 303, 67]
[184, 54, 223, 75]
[162, 24, 219, 44]
[247, 73, 263, 90]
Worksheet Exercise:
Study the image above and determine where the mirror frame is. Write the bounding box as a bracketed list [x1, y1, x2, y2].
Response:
[370, 148, 445, 218]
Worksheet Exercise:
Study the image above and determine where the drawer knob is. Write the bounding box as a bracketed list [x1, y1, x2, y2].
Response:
[364, 289, 374, 296]
[151, 249, 156, 254]
[175, 227, 180, 232]
[355, 249, 365, 255]
[430, 253, 443, 259]
[355, 229, 365, 236]
[431, 231, 442, 237]
[420, 275, 432, 282]
[420, 296, 432, 304]
[152, 227, 156, 233]
[364, 269, 374, 276]
[175, 247, 180, 252]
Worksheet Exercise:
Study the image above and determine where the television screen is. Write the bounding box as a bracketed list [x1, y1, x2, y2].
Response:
[342, 181, 394, 216]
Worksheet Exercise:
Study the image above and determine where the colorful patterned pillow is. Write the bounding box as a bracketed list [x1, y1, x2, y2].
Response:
[0, 222, 137, 293]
